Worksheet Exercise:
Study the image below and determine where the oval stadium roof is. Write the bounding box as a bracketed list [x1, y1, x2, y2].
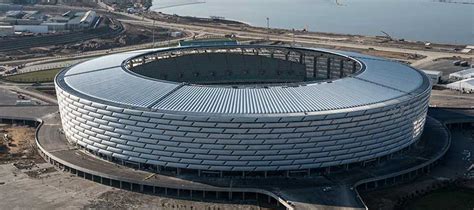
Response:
[56, 46, 430, 115]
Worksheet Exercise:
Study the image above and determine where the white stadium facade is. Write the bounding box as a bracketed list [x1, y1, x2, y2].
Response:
[54, 45, 431, 177]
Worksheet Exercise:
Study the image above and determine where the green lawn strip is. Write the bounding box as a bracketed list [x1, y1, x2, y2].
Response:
[2, 68, 61, 83]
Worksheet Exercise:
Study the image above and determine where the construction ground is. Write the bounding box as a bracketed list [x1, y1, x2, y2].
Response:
[0, 123, 271, 210]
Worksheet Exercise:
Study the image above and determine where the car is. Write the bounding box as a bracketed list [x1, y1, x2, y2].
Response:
[322, 186, 333, 192]
[453, 60, 461, 66]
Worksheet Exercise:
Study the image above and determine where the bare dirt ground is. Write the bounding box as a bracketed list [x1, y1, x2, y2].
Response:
[265, 41, 425, 63]
[430, 89, 474, 108]
[0, 22, 172, 62]
[0, 124, 40, 164]
[0, 6, 178, 62]
[0, 124, 272, 210]
[0, 162, 272, 210]
[86, 189, 272, 210]
[416, 57, 473, 75]
[63, 23, 174, 52]
[314, 44, 424, 63]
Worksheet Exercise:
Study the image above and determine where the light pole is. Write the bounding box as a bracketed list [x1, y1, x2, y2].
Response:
[152, 20, 156, 48]
[266, 17, 270, 41]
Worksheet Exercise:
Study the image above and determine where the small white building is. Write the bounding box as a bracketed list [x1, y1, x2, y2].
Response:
[170, 31, 183, 37]
[449, 68, 474, 81]
[15, 100, 36, 106]
[447, 78, 474, 93]
[422, 70, 443, 85]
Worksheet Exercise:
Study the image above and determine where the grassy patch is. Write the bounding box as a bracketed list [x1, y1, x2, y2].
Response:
[406, 187, 474, 210]
[1, 68, 61, 83]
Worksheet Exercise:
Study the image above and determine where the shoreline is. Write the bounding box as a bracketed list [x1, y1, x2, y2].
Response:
[152, 8, 471, 46]
[151, 10, 469, 49]
[144, 10, 469, 53]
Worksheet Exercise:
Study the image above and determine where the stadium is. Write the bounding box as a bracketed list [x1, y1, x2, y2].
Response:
[54, 45, 431, 177]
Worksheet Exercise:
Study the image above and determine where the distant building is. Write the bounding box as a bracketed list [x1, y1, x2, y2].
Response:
[67, 10, 97, 30]
[41, 22, 67, 32]
[421, 70, 443, 85]
[2, 10, 43, 25]
[15, 100, 36, 106]
[5, 10, 24, 18]
[449, 68, 474, 81]
[14, 18, 43, 25]
[80, 10, 96, 25]
[1, 9, 98, 34]
[49, 16, 70, 23]
[447, 78, 474, 93]
[14, 24, 48, 33]
[169, 31, 182, 37]
[22, 11, 45, 21]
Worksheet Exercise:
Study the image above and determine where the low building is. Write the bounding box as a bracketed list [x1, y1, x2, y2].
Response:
[0, 25, 13, 37]
[41, 22, 67, 32]
[422, 70, 443, 85]
[67, 10, 97, 30]
[5, 10, 24, 18]
[49, 16, 70, 23]
[79, 10, 96, 27]
[15, 100, 36, 106]
[449, 68, 474, 81]
[14, 19, 43, 25]
[14, 24, 48, 33]
[66, 16, 81, 30]
[22, 11, 45, 21]
[447, 78, 474, 93]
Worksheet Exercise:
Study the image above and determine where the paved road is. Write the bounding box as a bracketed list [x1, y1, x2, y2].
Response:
[430, 129, 474, 179]
[0, 85, 57, 105]
[0, 88, 21, 105]
[0, 106, 58, 120]
[431, 92, 474, 100]
[428, 108, 474, 124]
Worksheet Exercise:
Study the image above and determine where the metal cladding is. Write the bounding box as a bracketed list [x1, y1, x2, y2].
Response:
[55, 45, 431, 172]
